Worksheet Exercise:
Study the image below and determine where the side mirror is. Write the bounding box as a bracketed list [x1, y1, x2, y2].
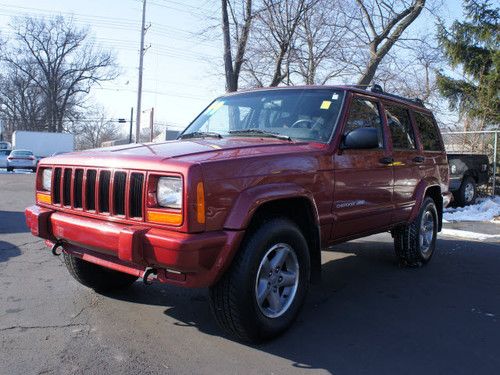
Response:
[342, 127, 379, 149]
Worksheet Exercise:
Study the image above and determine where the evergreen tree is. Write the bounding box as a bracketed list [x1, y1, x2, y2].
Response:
[437, 0, 499, 127]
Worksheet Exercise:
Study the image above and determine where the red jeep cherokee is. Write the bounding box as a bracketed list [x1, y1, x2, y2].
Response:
[26, 85, 451, 342]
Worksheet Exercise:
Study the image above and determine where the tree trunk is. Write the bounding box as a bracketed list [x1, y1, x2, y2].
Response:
[221, 0, 237, 92]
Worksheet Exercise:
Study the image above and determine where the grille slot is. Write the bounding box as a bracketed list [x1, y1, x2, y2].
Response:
[129, 173, 144, 218]
[98, 170, 111, 213]
[53, 168, 62, 204]
[113, 172, 127, 215]
[86, 170, 97, 210]
[63, 169, 72, 206]
[73, 169, 84, 208]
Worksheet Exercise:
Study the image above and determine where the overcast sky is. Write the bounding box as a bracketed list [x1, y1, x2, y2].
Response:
[0, 0, 464, 132]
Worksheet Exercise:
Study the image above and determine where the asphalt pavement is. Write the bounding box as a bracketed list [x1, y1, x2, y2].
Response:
[1, 173, 499, 375]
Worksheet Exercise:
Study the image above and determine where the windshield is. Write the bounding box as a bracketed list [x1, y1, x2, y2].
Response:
[182, 89, 345, 143]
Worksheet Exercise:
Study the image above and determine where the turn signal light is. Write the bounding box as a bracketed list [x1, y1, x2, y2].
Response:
[196, 182, 205, 224]
[146, 210, 182, 226]
[36, 192, 52, 204]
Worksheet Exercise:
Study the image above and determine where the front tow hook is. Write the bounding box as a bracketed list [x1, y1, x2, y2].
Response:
[51, 239, 65, 256]
[142, 267, 158, 285]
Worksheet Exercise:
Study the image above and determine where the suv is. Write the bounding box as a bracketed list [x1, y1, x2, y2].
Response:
[26, 86, 451, 342]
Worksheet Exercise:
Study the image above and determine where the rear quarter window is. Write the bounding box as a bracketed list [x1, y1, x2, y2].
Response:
[413, 111, 443, 151]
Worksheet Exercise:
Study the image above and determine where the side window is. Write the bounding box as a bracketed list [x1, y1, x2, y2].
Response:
[344, 97, 384, 148]
[414, 111, 443, 151]
[384, 103, 416, 149]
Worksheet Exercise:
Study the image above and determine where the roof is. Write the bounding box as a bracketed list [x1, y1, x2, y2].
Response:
[221, 85, 431, 113]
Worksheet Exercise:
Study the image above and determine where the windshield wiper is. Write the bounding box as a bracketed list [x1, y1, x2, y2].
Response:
[229, 129, 292, 141]
[179, 131, 223, 140]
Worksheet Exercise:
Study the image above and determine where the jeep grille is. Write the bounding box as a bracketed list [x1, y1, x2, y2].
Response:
[51, 167, 145, 219]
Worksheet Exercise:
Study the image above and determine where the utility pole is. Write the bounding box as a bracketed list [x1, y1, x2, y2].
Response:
[129, 107, 134, 143]
[135, 0, 147, 143]
[149, 107, 154, 142]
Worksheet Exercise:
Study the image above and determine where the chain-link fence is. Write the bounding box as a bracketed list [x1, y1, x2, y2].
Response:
[441, 130, 499, 195]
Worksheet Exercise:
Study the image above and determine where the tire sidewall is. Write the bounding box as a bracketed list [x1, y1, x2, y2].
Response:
[416, 197, 438, 263]
[235, 219, 310, 340]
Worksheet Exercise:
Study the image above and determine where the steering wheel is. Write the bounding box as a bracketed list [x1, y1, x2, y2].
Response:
[291, 119, 314, 129]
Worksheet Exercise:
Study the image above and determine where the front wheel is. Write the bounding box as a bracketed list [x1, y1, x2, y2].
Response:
[209, 218, 310, 342]
[63, 253, 138, 292]
[394, 197, 438, 267]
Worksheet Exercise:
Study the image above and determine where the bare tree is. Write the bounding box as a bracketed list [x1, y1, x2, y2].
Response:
[0, 66, 46, 133]
[68, 107, 122, 150]
[221, 0, 254, 92]
[349, 0, 427, 86]
[243, 0, 315, 87]
[0, 16, 117, 133]
[293, 1, 353, 85]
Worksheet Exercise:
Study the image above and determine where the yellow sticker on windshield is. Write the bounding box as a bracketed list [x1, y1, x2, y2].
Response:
[320, 100, 331, 110]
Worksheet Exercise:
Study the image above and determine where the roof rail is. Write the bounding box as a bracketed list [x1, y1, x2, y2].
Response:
[345, 84, 426, 107]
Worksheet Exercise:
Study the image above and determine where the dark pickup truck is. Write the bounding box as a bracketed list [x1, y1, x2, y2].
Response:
[448, 154, 489, 206]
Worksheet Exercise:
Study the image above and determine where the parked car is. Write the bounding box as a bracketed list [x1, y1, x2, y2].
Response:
[0, 149, 11, 168]
[26, 85, 451, 342]
[447, 153, 489, 206]
[7, 149, 37, 172]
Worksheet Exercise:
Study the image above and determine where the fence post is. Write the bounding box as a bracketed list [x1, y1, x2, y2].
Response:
[494, 131, 498, 196]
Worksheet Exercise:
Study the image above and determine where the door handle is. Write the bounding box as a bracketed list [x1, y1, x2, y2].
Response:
[413, 156, 425, 163]
[379, 157, 394, 165]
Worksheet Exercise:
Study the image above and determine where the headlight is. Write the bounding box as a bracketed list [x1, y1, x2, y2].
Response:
[157, 177, 182, 209]
[450, 164, 457, 174]
[42, 168, 52, 191]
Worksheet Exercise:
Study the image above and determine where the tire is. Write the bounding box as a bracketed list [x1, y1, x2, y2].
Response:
[63, 253, 138, 292]
[454, 176, 477, 207]
[32, 168, 37, 173]
[209, 217, 310, 342]
[394, 197, 438, 267]
[7, 167, 13, 172]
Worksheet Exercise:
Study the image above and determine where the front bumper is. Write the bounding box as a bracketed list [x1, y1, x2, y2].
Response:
[25, 205, 244, 287]
[8, 160, 36, 168]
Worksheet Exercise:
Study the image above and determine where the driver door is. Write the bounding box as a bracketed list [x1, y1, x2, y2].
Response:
[332, 94, 394, 240]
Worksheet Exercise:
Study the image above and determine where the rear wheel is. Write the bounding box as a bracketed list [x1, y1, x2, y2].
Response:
[454, 176, 477, 206]
[7, 167, 13, 172]
[63, 253, 138, 292]
[209, 218, 310, 342]
[394, 197, 438, 267]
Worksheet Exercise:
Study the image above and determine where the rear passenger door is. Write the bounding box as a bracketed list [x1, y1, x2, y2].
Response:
[412, 110, 448, 189]
[332, 95, 394, 240]
[383, 102, 421, 223]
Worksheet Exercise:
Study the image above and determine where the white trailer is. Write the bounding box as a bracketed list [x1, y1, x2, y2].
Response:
[12, 131, 74, 158]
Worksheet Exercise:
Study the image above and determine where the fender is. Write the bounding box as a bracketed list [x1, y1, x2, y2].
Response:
[409, 178, 442, 224]
[224, 182, 320, 230]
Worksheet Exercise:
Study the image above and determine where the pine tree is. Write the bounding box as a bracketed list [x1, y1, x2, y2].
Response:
[437, 0, 499, 127]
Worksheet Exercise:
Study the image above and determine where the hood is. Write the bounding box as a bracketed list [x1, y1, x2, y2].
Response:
[41, 137, 326, 169]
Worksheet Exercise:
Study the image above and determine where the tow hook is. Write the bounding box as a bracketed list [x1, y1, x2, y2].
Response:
[142, 267, 157, 285]
[51, 240, 64, 256]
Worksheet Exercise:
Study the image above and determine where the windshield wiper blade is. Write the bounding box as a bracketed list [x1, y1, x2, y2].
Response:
[229, 129, 292, 141]
[179, 131, 223, 140]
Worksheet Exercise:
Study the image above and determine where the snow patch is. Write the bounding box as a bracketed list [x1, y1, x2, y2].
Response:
[444, 196, 500, 222]
[441, 228, 500, 241]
